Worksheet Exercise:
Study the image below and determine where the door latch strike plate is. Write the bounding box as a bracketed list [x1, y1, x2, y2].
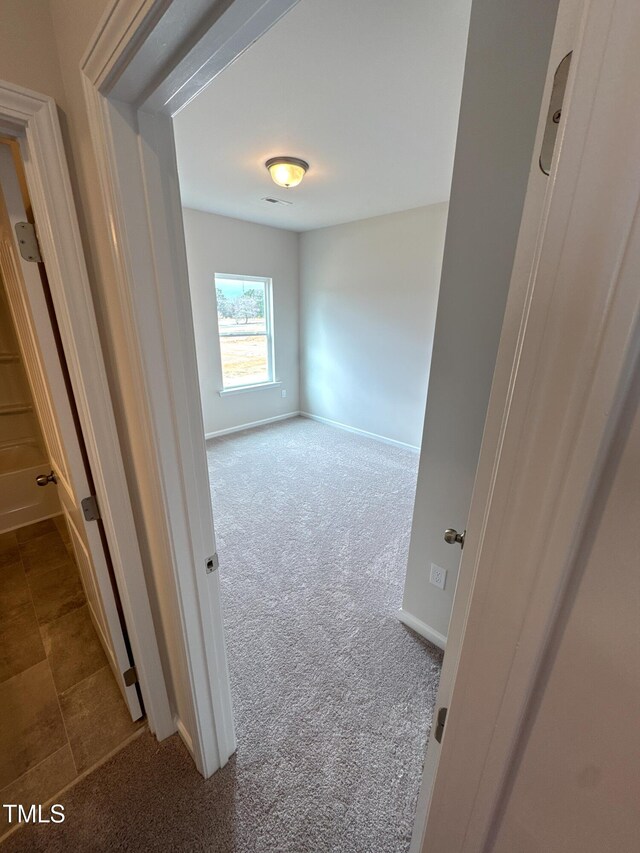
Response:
[539, 52, 572, 175]
[123, 666, 138, 687]
[15, 221, 42, 263]
[434, 706, 448, 743]
[81, 495, 101, 522]
[205, 553, 219, 574]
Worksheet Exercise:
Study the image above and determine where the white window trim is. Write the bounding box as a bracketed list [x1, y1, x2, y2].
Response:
[219, 380, 281, 397]
[215, 272, 275, 391]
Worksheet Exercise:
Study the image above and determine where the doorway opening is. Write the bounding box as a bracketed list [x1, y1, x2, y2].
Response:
[172, 0, 469, 844]
[69, 0, 583, 845]
[0, 137, 143, 840]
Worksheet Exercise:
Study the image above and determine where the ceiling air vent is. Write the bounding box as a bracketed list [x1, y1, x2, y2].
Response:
[262, 197, 293, 206]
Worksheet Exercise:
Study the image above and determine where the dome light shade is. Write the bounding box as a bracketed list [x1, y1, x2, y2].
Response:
[266, 157, 309, 188]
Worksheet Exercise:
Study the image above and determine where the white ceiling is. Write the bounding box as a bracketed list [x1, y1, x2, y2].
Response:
[173, 0, 471, 232]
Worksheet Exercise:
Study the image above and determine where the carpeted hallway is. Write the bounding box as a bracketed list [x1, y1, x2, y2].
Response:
[5, 417, 442, 852]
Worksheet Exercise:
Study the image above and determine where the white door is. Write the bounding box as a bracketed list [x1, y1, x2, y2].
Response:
[412, 0, 632, 847]
[423, 0, 583, 759]
[0, 141, 142, 720]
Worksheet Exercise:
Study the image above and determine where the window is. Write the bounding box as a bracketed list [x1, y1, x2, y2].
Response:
[215, 274, 274, 389]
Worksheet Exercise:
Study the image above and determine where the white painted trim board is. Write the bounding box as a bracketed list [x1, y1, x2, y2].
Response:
[205, 411, 299, 439]
[175, 715, 195, 758]
[398, 609, 447, 651]
[0, 511, 62, 536]
[300, 412, 420, 452]
[0, 77, 172, 738]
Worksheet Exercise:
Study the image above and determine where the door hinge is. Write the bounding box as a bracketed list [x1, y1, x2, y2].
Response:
[15, 221, 42, 263]
[434, 706, 448, 743]
[123, 666, 138, 687]
[81, 494, 101, 522]
[205, 553, 219, 574]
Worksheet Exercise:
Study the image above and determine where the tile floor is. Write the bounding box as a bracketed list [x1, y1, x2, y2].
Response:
[0, 516, 143, 839]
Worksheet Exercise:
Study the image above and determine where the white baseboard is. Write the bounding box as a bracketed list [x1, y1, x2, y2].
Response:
[205, 411, 300, 440]
[175, 715, 195, 758]
[398, 608, 447, 650]
[0, 510, 63, 536]
[300, 412, 420, 452]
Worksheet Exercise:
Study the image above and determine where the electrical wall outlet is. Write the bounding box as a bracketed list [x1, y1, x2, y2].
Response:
[281, 389, 287, 398]
[430, 563, 447, 590]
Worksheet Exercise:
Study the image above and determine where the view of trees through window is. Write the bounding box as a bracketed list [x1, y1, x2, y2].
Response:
[215, 275, 272, 387]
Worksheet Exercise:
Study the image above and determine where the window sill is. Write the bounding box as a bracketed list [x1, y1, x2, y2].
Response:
[218, 381, 282, 397]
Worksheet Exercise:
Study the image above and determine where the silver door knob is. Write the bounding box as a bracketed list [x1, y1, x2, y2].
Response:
[444, 528, 465, 549]
[36, 471, 57, 487]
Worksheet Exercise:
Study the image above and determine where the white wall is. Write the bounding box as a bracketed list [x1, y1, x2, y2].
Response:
[300, 205, 448, 449]
[0, 0, 66, 106]
[182, 208, 299, 436]
[491, 367, 640, 853]
[402, 0, 560, 642]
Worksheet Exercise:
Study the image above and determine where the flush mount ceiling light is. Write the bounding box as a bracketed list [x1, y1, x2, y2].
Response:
[265, 156, 309, 188]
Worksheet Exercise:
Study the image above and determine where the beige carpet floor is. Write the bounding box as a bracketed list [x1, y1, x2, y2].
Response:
[4, 417, 442, 852]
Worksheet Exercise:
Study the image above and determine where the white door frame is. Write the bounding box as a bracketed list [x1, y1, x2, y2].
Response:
[0, 80, 173, 737]
[78, 0, 640, 839]
[79, 0, 308, 777]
